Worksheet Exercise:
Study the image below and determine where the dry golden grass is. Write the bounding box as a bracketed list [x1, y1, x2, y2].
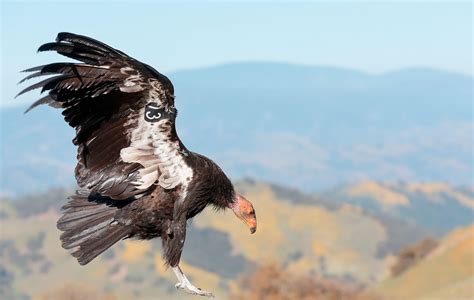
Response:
[120, 240, 151, 263]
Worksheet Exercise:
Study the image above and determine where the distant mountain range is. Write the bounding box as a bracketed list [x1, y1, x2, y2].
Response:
[1, 62, 472, 196]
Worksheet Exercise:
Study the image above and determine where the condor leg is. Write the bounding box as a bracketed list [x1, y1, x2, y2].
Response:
[172, 265, 214, 298]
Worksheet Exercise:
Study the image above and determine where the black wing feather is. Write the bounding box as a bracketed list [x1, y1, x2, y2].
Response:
[56, 32, 128, 57]
[24, 95, 56, 113]
[38, 42, 103, 65]
[18, 32, 179, 200]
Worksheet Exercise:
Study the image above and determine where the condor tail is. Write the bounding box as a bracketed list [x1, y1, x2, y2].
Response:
[57, 190, 132, 265]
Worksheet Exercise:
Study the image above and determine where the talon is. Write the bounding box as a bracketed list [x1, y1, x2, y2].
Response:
[172, 266, 214, 297]
[175, 282, 183, 289]
[183, 286, 213, 297]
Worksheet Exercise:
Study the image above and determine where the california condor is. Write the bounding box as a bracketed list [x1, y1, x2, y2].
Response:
[17, 32, 257, 297]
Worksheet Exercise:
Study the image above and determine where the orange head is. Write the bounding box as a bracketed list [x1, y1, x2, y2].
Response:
[229, 194, 257, 234]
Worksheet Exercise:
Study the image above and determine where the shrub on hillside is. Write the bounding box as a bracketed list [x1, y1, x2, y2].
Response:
[390, 238, 439, 276]
[230, 264, 380, 300]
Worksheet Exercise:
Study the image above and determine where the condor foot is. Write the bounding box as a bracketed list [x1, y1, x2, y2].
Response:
[175, 281, 214, 298]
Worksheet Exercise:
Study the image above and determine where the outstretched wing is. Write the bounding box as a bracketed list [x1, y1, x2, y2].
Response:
[18, 32, 193, 200]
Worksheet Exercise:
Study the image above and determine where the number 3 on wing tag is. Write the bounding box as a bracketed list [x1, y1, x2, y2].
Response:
[144, 102, 163, 122]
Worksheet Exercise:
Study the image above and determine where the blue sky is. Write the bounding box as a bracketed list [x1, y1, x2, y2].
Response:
[1, 1, 472, 107]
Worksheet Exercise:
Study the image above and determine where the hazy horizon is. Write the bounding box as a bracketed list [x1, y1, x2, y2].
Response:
[4, 60, 473, 109]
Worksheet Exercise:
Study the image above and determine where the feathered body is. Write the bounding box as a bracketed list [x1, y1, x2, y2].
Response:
[18, 33, 256, 296]
[58, 153, 234, 266]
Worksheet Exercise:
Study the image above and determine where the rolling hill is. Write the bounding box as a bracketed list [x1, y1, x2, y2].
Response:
[374, 224, 474, 300]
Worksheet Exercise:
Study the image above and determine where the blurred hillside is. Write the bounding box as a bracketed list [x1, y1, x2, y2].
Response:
[1, 180, 472, 299]
[2, 63, 472, 196]
[375, 225, 474, 300]
[325, 181, 474, 236]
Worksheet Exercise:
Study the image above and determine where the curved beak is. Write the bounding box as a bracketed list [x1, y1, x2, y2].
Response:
[234, 215, 257, 234]
[242, 216, 257, 234]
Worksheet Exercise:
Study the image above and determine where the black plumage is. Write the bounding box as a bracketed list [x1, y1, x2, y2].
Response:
[18, 32, 257, 297]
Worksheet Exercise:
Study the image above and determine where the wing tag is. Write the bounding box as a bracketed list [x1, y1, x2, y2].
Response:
[145, 102, 165, 122]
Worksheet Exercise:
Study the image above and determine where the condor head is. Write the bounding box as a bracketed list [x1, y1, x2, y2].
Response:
[229, 194, 257, 234]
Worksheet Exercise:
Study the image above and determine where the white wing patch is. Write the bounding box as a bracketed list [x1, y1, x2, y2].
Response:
[120, 141, 159, 190]
[120, 103, 193, 195]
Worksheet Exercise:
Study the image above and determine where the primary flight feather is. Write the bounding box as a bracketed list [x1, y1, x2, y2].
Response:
[17, 32, 257, 297]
